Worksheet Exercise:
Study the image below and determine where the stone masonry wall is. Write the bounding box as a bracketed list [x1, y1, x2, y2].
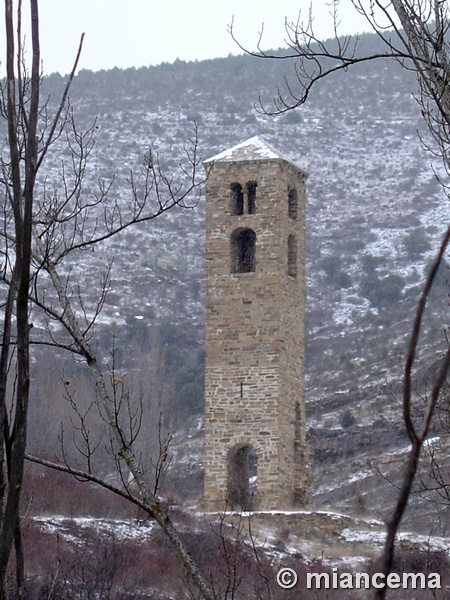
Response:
[204, 156, 309, 510]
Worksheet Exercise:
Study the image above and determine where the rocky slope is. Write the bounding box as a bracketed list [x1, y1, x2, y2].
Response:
[20, 32, 450, 536]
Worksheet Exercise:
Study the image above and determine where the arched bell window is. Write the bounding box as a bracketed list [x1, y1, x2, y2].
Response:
[231, 228, 256, 273]
[247, 181, 257, 214]
[230, 183, 244, 215]
[288, 188, 298, 220]
[288, 234, 297, 277]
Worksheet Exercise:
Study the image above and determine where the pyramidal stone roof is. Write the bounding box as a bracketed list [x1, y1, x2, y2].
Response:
[204, 136, 307, 174]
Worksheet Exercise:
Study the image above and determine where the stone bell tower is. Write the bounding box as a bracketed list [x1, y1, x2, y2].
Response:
[203, 136, 310, 511]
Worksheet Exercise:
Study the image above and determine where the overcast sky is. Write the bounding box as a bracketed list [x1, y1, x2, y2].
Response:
[3, 0, 374, 75]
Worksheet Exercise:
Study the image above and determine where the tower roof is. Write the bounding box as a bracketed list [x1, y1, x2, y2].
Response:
[204, 136, 308, 174]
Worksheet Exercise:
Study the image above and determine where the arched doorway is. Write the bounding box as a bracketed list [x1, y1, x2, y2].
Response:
[227, 444, 258, 510]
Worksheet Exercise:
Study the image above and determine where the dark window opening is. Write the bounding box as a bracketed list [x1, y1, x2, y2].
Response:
[230, 183, 244, 216]
[247, 181, 257, 214]
[227, 444, 258, 510]
[288, 234, 297, 277]
[231, 228, 256, 273]
[288, 188, 298, 220]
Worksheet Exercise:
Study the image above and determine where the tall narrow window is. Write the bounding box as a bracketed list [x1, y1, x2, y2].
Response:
[231, 228, 256, 273]
[230, 183, 244, 215]
[288, 188, 298, 220]
[247, 181, 257, 214]
[288, 234, 297, 277]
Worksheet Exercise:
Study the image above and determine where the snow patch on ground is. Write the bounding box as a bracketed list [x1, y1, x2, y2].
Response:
[341, 528, 450, 554]
[35, 516, 155, 544]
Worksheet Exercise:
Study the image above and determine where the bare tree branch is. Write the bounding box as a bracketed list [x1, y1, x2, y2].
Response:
[231, 2, 450, 597]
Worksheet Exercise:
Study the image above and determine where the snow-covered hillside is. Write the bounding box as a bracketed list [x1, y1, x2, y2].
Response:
[21, 36, 450, 534]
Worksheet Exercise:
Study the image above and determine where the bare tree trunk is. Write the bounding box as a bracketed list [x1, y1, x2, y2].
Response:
[36, 242, 216, 600]
[375, 224, 450, 598]
[0, 1, 211, 596]
[14, 517, 25, 599]
[231, 2, 450, 596]
[0, 1, 39, 594]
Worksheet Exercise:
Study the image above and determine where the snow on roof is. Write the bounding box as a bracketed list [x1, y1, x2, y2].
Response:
[204, 135, 307, 174]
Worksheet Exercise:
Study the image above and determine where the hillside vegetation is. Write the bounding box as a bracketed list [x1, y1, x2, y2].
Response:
[22, 31, 450, 535]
